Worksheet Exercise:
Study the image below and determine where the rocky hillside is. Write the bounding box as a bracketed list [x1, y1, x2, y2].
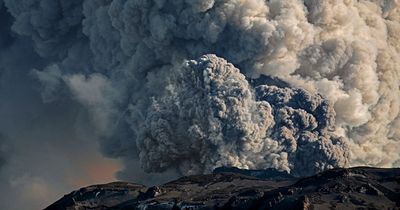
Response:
[45, 167, 400, 210]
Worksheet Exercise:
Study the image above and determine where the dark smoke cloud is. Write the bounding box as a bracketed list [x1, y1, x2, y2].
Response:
[0, 0, 399, 208]
[0, 4, 119, 210]
[139, 54, 348, 176]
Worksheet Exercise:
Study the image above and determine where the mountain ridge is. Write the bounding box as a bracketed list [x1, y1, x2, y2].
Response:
[45, 167, 400, 210]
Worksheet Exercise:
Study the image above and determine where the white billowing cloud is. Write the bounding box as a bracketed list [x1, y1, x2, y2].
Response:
[64, 73, 122, 135]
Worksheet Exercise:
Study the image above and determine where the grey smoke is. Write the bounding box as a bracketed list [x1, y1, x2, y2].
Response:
[10, 0, 400, 173]
[0, 0, 400, 208]
[140, 54, 348, 176]
[0, 3, 119, 210]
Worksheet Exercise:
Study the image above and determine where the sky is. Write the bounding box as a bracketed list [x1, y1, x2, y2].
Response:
[1, 0, 400, 209]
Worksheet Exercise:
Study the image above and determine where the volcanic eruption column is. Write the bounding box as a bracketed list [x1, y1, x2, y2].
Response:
[1, 0, 400, 178]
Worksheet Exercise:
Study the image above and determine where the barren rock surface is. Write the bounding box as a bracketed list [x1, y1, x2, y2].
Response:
[45, 167, 400, 210]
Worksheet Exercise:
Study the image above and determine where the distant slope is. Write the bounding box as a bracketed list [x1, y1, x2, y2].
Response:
[45, 167, 400, 210]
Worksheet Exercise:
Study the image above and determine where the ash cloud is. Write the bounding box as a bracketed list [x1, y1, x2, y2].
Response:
[0, 1, 399, 208]
[140, 54, 348, 176]
[0, 4, 118, 210]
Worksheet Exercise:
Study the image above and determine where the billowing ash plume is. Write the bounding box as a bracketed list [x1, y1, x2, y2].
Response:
[1, 0, 400, 181]
[140, 54, 348, 176]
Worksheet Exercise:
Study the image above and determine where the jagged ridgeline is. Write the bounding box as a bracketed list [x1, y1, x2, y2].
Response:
[1, 0, 399, 179]
[45, 167, 400, 210]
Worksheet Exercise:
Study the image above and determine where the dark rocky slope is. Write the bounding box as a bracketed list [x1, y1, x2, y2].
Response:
[45, 167, 400, 210]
